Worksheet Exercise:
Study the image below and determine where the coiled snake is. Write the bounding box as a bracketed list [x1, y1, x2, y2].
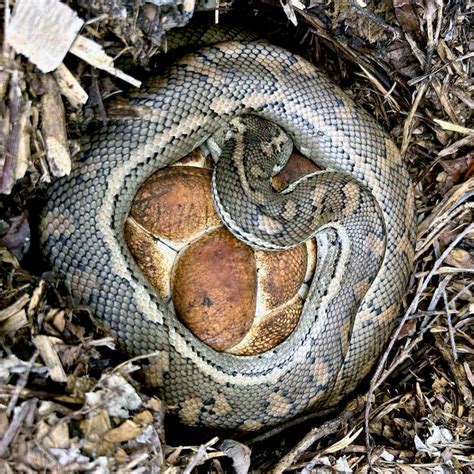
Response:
[41, 41, 415, 431]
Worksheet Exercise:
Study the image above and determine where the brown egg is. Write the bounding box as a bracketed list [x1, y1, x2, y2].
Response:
[129, 165, 220, 243]
[124, 218, 175, 300]
[255, 246, 307, 313]
[229, 295, 304, 356]
[273, 151, 320, 190]
[172, 227, 257, 351]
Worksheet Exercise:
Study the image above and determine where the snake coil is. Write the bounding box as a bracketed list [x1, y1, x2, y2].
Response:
[41, 42, 415, 431]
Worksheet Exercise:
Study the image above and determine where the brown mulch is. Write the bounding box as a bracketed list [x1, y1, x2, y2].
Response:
[1, 0, 473, 472]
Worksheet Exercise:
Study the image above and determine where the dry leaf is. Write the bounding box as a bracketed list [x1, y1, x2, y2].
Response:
[104, 420, 142, 443]
[393, 0, 423, 34]
[0, 214, 30, 260]
[445, 248, 474, 269]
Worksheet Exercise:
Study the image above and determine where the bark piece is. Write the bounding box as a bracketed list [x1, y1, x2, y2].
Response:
[70, 35, 141, 88]
[53, 64, 88, 108]
[40, 75, 71, 177]
[6, 0, 84, 73]
[32, 335, 68, 383]
[1, 71, 31, 195]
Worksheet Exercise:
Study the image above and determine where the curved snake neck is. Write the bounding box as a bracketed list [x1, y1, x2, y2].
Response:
[41, 41, 415, 431]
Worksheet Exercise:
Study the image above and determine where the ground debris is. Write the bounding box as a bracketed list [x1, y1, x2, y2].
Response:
[1, 0, 472, 472]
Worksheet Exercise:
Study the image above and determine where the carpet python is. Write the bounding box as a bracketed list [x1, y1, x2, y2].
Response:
[41, 41, 416, 431]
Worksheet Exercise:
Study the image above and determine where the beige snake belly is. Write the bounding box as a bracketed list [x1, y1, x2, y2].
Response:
[41, 42, 416, 431]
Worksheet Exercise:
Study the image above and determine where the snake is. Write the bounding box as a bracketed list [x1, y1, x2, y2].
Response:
[40, 40, 416, 431]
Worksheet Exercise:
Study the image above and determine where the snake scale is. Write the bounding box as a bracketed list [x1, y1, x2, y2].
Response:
[41, 41, 416, 431]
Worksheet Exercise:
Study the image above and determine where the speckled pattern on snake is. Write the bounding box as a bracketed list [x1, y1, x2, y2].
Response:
[41, 41, 416, 431]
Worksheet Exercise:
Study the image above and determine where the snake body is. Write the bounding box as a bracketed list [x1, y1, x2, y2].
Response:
[41, 42, 415, 431]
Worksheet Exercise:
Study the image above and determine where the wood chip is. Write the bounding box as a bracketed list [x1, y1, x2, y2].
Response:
[0, 294, 29, 335]
[0, 293, 29, 321]
[6, 0, 139, 90]
[133, 410, 154, 425]
[40, 74, 71, 177]
[0, 309, 27, 335]
[70, 35, 141, 88]
[27, 280, 46, 317]
[433, 119, 473, 135]
[0, 411, 8, 439]
[53, 64, 88, 108]
[45, 309, 67, 333]
[0, 461, 14, 474]
[115, 448, 130, 464]
[6, 0, 84, 73]
[41, 421, 70, 449]
[81, 409, 112, 437]
[24, 441, 50, 470]
[104, 420, 143, 443]
[32, 335, 68, 383]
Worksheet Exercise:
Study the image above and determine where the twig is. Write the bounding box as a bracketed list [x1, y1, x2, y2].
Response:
[350, 0, 401, 39]
[400, 1, 444, 155]
[416, 178, 474, 257]
[110, 350, 166, 375]
[448, 282, 473, 306]
[118, 452, 149, 472]
[1, 70, 21, 194]
[3, 0, 11, 52]
[443, 287, 458, 361]
[401, 79, 429, 156]
[414, 224, 473, 315]
[358, 63, 401, 112]
[247, 406, 336, 445]
[408, 51, 474, 86]
[433, 332, 472, 406]
[425, 274, 452, 318]
[91, 71, 108, 125]
[70, 35, 141, 88]
[0, 384, 82, 405]
[183, 437, 219, 474]
[271, 395, 366, 474]
[298, 9, 371, 71]
[0, 400, 33, 457]
[438, 134, 474, 158]
[6, 351, 38, 417]
[371, 313, 441, 394]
